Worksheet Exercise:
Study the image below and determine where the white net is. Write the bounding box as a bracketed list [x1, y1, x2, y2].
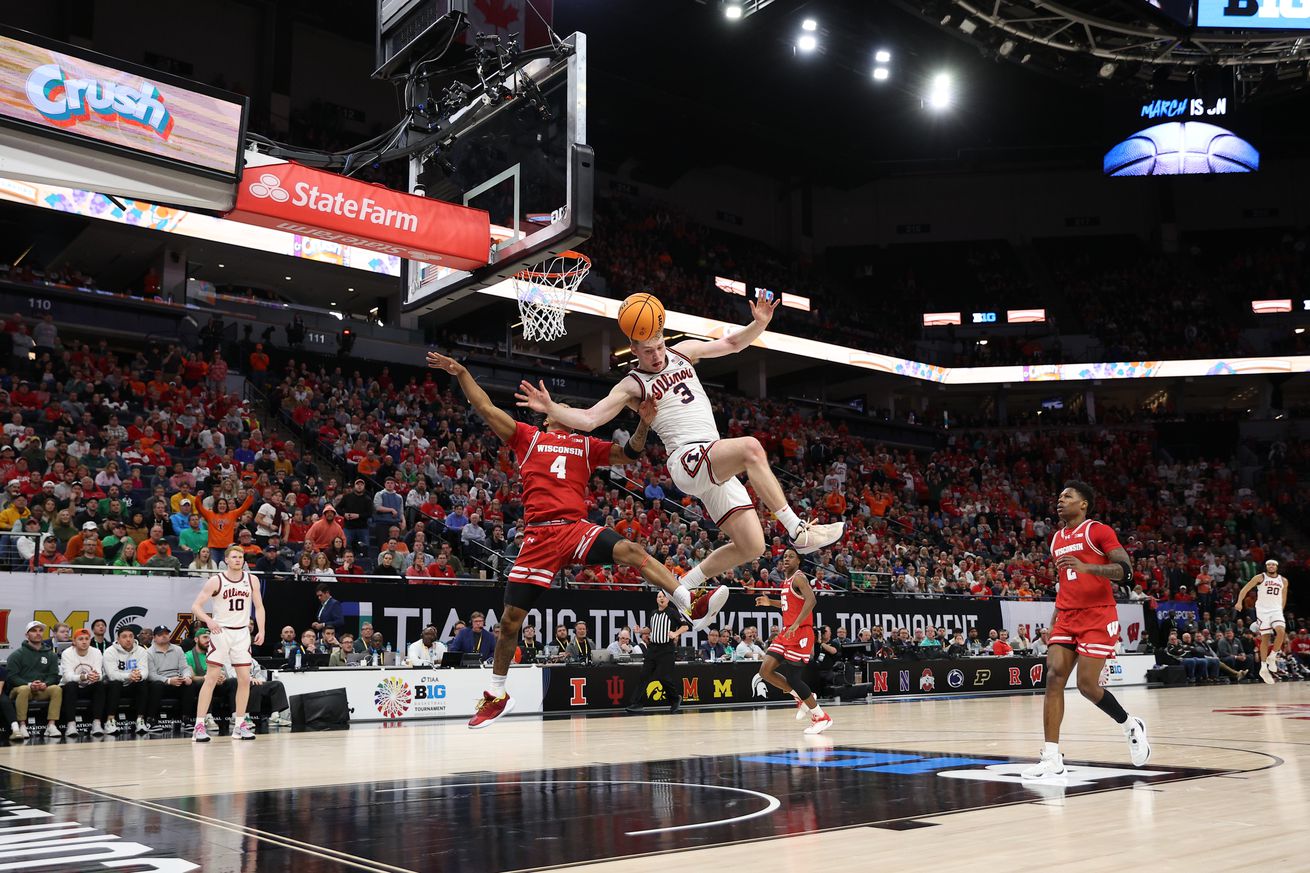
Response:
[512, 252, 590, 342]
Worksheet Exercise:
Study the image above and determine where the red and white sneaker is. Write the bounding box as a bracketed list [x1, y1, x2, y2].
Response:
[803, 712, 833, 735]
[468, 692, 516, 729]
[683, 585, 730, 632]
[193, 723, 211, 743]
[795, 700, 811, 721]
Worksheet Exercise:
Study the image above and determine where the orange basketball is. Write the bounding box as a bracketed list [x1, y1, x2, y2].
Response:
[617, 292, 665, 342]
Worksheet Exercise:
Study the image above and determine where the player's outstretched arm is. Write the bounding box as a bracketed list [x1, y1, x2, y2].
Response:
[608, 398, 657, 466]
[672, 293, 779, 364]
[427, 351, 517, 443]
[516, 378, 634, 433]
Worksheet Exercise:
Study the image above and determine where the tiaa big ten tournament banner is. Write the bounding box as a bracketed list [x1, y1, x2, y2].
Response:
[260, 581, 1007, 653]
[0, 573, 201, 649]
[999, 601, 1146, 652]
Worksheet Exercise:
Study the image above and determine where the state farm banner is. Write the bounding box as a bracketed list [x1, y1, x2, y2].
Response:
[261, 581, 1006, 654]
[0, 573, 202, 651]
[999, 601, 1145, 652]
[225, 160, 490, 269]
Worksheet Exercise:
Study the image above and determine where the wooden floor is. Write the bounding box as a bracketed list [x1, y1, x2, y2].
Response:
[1, 683, 1307, 871]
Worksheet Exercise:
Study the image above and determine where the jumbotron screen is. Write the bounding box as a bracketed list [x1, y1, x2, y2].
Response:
[1104, 94, 1259, 176]
[1196, 0, 1310, 29]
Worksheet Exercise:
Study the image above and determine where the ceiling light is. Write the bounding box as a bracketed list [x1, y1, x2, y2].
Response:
[330, 301, 336, 306]
[348, 287, 354, 292]
[959, 19, 977, 34]
[1296, 327, 1306, 334]
[330, 311, 343, 321]
[873, 67, 889, 81]
[797, 33, 818, 52]
[977, 339, 988, 345]
[875, 49, 891, 63]
[998, 39, 1015, 57]
[927, 72, 954, 110]
[284, 275, 291, 280]
[217, 263, 225, 268]
[725, 3, 743, 20]
[801, 18, 817, 31]
[1098, 62, 1117, 78]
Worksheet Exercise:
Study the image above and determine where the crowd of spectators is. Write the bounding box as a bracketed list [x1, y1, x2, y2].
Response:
[0, 305, 1305, 621]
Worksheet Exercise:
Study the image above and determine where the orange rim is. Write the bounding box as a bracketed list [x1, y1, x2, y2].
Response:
[514, 251, 590, 281]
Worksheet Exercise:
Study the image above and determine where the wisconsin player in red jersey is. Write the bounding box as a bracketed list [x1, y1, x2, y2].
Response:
[755, 549, 831, 735]
[1023, 481, 1150, 779]
[425, 352, 728, 729]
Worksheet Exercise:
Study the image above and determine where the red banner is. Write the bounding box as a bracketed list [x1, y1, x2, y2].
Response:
[224, 161, 490, 270]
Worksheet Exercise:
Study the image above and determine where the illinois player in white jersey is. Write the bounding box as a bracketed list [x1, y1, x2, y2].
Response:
[516, 292, 844, 595]
[1022, 481, 1150, 780]
[1235, 559, 1290, 684]
[190, 544, 266, 742]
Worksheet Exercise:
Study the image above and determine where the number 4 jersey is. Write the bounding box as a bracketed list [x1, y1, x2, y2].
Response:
[1050, 519, 1123, 611]
[510, 422, 614, 523]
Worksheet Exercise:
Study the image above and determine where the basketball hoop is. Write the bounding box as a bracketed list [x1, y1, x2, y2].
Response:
[512, 251, 590, 342]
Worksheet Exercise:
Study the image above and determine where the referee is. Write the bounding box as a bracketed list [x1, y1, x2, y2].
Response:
[625, 590, 689, 714]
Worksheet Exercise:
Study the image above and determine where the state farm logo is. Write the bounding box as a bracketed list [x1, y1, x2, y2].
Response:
[248, 173, 289, 202]
[248, 171, 421, 234]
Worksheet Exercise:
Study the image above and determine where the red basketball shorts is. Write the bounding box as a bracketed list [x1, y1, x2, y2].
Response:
[1049, 605, 1120, 659]
[507, 521, 606, 588]
[766, 627, 815, 664]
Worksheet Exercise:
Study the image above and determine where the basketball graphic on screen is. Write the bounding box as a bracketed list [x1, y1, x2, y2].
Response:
[1103, 122, 1259, 176]
[617, 293, 666, 341]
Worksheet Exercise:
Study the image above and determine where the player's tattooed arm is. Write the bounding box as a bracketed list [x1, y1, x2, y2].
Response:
[1055, 546, 1131, 580]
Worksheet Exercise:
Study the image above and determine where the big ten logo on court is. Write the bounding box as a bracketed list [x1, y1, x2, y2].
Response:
[374, 676, 413, 719]
[35, 609, 89, 636]
[606, 676, 625, 706]
[682, 677, 699, 703]
[742, 749, 1002, 774]
[919, 669, 935, 691]
[973, 669, 991, 687]
[569, 677, 587, 706]
[713, 678, 733, 698]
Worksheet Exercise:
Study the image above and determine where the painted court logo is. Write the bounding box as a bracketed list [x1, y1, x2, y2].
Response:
[374, 676, 413, 718]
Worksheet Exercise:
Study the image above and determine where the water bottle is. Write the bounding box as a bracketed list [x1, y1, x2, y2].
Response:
[294, 650, 302, 672]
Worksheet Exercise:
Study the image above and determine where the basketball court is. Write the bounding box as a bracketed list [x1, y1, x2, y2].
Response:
[0, 684, 1303, 871]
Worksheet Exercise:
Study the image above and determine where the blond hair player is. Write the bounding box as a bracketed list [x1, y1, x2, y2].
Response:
[516, 292, 844, 593]
[1235, 559, 1290, 685]
[190, 544, 266, 741]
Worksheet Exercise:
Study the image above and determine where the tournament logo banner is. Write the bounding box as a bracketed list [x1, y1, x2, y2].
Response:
[261, 581, 1006, 654]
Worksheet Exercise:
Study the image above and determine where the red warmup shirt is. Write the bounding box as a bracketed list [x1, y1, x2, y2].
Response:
[509, 422, 612, 523]
[1050, 519, 1122, 611]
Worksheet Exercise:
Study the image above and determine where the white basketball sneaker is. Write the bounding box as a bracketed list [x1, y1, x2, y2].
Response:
[1123, 716, 1151, 767]
[803, 712, 833, 735]
[1021, 749, 1067, 780]
[791, 520, 845, 555]
[1259, 661, 1275, 685]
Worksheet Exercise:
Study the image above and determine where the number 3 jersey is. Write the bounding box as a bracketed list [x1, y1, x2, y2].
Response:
[1050, 519, 1123, 611]
[510, 422, 614, 523]
[626, 348, 720, 453]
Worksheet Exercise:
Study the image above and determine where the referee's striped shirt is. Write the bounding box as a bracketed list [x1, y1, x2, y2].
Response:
[649, 605, 678, 645]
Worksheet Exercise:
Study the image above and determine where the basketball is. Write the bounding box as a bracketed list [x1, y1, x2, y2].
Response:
[617, 292, 665, 341]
